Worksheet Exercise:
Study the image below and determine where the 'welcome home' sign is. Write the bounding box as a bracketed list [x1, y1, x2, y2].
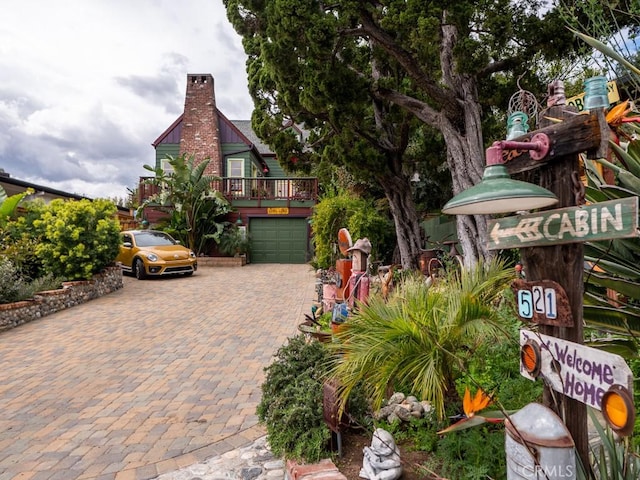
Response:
[520, 329, 633, 410]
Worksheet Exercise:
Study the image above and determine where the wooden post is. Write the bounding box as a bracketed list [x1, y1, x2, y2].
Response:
[519, 105, 588, 467]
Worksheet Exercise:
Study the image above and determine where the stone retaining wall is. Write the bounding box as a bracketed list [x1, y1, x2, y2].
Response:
[0, 266, 123, 332]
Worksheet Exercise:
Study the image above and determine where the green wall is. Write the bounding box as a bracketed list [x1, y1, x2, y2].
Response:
[155, 144, 180, 170]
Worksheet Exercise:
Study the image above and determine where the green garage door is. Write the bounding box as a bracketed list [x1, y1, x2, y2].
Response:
[250, 217, 308, 263]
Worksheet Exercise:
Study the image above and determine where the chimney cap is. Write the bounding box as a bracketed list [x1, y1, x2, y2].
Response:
[188, 74, 214, 84]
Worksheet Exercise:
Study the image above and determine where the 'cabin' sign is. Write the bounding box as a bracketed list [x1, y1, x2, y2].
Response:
[487, 197, 638, 250]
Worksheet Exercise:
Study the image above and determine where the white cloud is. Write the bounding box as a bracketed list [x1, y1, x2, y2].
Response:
[0, 0, 253, 199]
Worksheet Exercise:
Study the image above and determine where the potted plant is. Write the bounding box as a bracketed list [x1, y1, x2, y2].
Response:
[218, 226, 250, 258]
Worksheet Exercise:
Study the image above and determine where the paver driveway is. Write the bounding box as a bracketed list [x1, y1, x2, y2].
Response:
[0, 264, 317, 480]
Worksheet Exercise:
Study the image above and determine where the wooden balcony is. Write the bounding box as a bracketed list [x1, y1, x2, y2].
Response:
[138, 177, 318, 207]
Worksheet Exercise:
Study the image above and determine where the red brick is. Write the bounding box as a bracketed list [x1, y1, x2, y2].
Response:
[286, 459, 346, 480]
[179, 73, 222, 177]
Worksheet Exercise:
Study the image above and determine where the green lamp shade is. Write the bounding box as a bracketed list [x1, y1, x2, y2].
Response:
[442, 165, 559, 215]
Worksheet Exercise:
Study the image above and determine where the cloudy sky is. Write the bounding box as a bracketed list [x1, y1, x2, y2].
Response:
[0, 0, 253, 200]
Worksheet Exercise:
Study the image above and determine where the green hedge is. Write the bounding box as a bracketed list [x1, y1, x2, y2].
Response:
[311, 192, 394, 269]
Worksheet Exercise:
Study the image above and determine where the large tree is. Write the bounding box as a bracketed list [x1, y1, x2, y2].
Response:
[224, 0, 596, 267]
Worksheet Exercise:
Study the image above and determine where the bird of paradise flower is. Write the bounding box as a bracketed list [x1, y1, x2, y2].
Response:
[437, 387, 513, 434]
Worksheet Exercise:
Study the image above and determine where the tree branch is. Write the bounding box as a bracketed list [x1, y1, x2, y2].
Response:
[373, 86, 442, 130]
[356, 6, 460, 114]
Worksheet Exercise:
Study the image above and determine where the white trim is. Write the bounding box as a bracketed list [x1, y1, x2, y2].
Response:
[227, 158, 245, 196]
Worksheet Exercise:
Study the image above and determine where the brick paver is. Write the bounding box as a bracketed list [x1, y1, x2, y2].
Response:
[0, 264, 316, 480]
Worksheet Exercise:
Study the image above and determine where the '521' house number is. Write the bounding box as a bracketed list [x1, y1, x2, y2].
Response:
[511, 279, 574, 328]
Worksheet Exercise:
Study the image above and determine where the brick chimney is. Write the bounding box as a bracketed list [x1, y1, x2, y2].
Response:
[178, 74, 222, 177]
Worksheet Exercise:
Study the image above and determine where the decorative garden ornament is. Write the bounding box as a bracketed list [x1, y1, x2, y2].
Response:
[359, 428, 402, 480]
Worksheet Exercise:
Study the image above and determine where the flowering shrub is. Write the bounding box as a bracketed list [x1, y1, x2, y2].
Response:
[32, 199, 121, 280]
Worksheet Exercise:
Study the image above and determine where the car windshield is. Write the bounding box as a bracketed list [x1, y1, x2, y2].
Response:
[133, 231, 177, 247]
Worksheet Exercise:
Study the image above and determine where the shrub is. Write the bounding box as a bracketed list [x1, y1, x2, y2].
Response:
[0, 257, 27, 303]
[0, 204, 47, 279]
[33, 199, 121, 280]
[257, 335, 332, 462]
[217, 225, 250, 256]
[0, 257, 63, 304]
[432, 424, 507, 479]
[328, 260, 514, 420]
[311, 192, 394, 269]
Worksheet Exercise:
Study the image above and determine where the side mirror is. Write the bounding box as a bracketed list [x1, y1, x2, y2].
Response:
[123, 242, 132, 248]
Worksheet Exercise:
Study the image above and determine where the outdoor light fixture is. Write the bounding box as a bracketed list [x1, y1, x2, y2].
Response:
[442, 133, 559, 215]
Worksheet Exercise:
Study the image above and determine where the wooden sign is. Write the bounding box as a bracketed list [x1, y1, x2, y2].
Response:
[511, 279, 573, 327]
[502, 112, 609, 175]
[520, 329, 633, 410]
[487, 197, 638, 250]
[267, 207, 289, 215]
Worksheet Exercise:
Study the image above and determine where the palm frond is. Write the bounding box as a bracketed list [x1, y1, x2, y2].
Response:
[328, 259, 514, 419]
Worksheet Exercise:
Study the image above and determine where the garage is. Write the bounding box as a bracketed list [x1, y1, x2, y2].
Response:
[249, 217, 309, 263]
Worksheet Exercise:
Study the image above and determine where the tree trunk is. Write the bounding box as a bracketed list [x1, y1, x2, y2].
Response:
[380, 174, 422, 270]
[436, 73, 492, 268]
[374, 22, 493, 267]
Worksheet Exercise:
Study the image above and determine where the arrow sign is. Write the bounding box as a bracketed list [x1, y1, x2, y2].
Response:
[487, 197, 638, 250]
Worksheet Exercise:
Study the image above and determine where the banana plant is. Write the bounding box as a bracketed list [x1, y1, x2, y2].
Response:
[0, 186, 33, 227]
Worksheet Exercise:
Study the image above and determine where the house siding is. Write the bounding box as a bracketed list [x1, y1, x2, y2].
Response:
[155, 144, 180, 170]
[265, 158, 286, 177]
[145, 73, 317, 264]
[222, 143, 251, 177]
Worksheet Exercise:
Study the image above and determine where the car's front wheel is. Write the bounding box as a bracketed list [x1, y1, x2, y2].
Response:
[134, 258, 147, 280]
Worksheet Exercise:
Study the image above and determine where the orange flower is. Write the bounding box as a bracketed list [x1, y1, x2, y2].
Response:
[463, 387, 492, 418]
[606, 100, 631, 126]
[606, 101, 640, 126]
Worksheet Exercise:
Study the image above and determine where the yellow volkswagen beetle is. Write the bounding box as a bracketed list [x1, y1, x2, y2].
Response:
[116, 230, 197, 280]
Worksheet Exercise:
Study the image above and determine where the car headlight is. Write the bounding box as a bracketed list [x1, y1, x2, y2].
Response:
[189, 251, 196, 258]
[146, 253, 158, 262]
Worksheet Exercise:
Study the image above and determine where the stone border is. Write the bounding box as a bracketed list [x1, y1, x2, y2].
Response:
[0, 266, 123, 332]
[198, 256, 247, 267]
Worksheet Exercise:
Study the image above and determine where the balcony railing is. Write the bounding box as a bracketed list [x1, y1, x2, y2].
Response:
[138, 177, 318, 205]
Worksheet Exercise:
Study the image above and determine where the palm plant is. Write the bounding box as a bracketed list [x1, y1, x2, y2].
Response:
[218, 225, 250, 257]
[327, 260, 514, 420]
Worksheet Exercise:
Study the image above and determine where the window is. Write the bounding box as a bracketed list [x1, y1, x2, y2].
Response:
[161, 159, 174, 175]
[227, 158, 245, 196]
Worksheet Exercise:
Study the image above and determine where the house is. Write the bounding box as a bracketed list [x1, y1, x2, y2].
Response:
[1, 169, 90, 203]
[0, 170, 135, 229]
[140, 73, 317, 264]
